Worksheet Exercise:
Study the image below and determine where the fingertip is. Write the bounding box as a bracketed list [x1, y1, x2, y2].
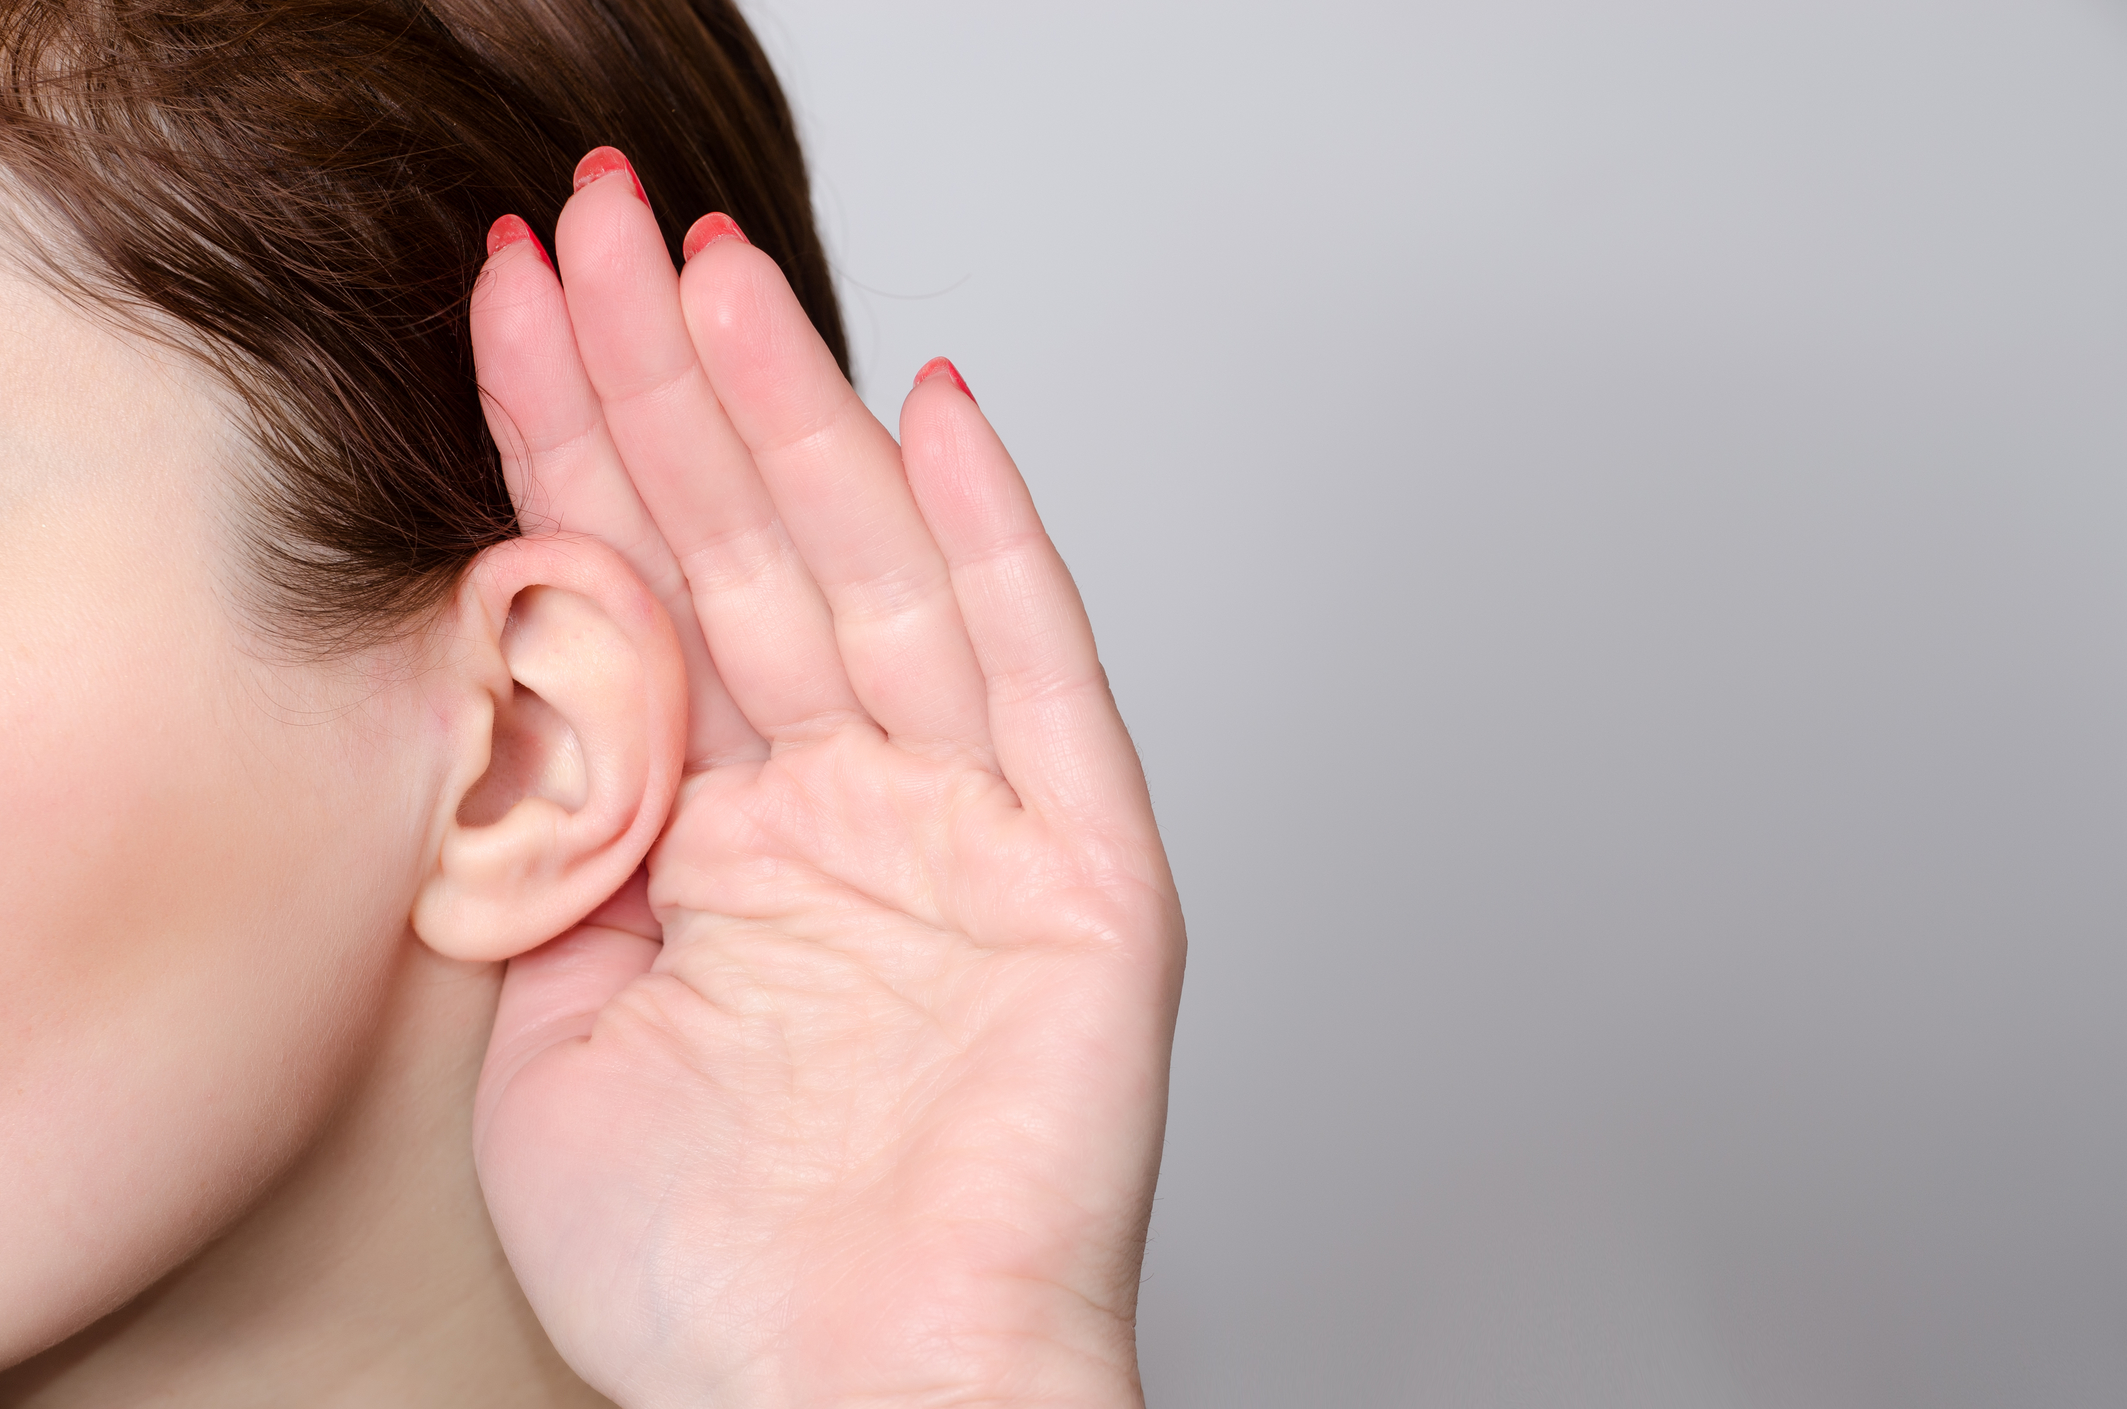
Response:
[678, 234, 855, 433]
[913, 356, 977, 406]
[573, 145, 650, 207]
[486, 214, 555, 273]
[677, 236, 799, 368]
[682, 212, 749, 262]
[676, 224, 781, 313]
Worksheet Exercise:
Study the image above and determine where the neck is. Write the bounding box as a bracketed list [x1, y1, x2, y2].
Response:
[0, 939, 609, 1408]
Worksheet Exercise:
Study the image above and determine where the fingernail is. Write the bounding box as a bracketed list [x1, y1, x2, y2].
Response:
[573, 146, 650, 207]
[486, 214, 555, 273]
[682, 213, 749, 262]
[913, 356, 976, 405]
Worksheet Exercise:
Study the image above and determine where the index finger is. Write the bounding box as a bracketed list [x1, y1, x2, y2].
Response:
[470, 216, 762, 768]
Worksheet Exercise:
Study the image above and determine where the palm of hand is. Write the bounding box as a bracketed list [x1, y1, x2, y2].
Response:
[467, 159, 1177, 1409]
[486, 732, 1171, 1402]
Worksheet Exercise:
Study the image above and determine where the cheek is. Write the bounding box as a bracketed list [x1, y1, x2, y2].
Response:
[0, 598, 429, 1359]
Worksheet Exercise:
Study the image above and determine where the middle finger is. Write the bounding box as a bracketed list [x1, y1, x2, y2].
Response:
[558, 153, 864, 749]
[677, 232, 996, 767]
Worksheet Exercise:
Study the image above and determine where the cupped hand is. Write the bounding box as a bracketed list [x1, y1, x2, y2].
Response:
[466, 153, 1183, 1409]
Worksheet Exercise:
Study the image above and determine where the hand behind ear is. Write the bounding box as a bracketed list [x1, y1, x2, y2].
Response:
[467, 158, 1182, 1409]
[412, 535, 685, 963]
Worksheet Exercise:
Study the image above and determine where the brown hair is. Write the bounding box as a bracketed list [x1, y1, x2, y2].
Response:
[0, 0, 845, 651]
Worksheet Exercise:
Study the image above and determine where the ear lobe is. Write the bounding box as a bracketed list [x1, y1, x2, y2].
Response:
[413, 536, 685, 963]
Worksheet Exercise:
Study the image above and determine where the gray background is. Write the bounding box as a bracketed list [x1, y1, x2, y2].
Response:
[745, 2, 2127, 1403]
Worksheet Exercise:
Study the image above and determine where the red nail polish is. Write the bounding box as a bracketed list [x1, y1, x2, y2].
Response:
[682, 213, 749, 262]
[485, 214, 554, 273]
[573, 146, 650, 207]
[913, 356, 976, 405]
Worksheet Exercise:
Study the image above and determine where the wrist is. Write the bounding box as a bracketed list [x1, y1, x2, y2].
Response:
[629, 1300, 1144, 1409]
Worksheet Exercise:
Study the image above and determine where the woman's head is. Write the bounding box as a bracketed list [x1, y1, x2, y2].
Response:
[0, 0, 846, 650]
[0, 0, 839, 1362]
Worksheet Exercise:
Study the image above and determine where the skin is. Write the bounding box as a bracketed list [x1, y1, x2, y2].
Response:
[0, 266, 659, 1404]
[467, 159, 1185, 1406]
[0, 149, 1182, 1407]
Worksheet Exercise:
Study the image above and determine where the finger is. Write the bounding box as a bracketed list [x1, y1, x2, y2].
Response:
[899, 367, 1155, 830]
[679, 237, 994, 765]
[471, 217, 762, 768]
[555, 159, 860, 746]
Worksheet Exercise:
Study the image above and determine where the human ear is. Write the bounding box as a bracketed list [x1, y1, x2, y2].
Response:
[412, 535, 685, 963]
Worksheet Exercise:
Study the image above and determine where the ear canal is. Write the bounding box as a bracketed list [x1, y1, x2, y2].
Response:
[457, 681, 588, 829]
